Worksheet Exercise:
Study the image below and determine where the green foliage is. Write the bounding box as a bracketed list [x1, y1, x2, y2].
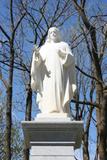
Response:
[0, 102, 24, 160]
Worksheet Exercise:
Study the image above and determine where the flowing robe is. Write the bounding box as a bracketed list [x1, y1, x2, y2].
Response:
[31, 41, 76, 114]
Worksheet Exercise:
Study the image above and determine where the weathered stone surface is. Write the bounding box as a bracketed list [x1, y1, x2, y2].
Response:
[22, 118, 83, 148]
[22, 118, 83, 160]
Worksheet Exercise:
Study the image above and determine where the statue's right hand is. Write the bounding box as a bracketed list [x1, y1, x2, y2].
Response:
[34, 54, 42, 66]
[35, 57, 39, 62]
[33, 45, 40, 55]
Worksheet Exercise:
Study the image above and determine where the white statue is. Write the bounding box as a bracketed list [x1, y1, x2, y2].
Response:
[31, 27, 76, 117]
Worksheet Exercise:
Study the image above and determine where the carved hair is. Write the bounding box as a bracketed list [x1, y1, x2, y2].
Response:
[46, 27, 62, 43]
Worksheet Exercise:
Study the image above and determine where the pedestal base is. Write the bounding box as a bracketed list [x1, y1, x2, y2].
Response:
[22, 117, 83, 160]
[31, 145, 75, 160]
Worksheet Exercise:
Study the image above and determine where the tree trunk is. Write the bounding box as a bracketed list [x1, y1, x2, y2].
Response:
[72, 1, 107, 159]
[83, 106, 93, 160]
[25, 83, 32, 121]
[83, 133, 89, 160]
[23, 81, 32, 160]
[97, 85, 107, 160]
[103, 86, 107, 159]
[5, 45, 14, 160]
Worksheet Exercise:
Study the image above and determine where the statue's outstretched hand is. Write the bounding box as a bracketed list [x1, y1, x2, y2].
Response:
[33, 45, 40, 56]
[33, 45, 41, 63]
[58, 49, 66, 59]
[33, 45, 45, 64]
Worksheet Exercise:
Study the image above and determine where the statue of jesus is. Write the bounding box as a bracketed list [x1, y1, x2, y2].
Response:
[31, 27, 76, 117]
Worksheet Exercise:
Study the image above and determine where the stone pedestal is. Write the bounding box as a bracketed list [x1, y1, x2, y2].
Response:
[22, 117, 83, 160]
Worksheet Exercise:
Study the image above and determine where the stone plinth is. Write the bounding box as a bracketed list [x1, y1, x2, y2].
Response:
[22, 117, 83, 160]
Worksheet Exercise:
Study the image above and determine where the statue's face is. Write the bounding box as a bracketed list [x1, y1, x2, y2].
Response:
[49, 28, 59, 42]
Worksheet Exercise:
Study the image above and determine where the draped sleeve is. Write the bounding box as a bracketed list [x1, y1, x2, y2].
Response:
[58, 42, 76, 94]
[31, 47, 42, 92]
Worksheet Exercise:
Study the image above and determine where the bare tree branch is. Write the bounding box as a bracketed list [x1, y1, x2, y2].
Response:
[71, 99, 99, 108]
[10, 0, 14, 30]
[0, 25, 10, 40]
[13, 13, 26, 35]
[76, 65, 102, 85]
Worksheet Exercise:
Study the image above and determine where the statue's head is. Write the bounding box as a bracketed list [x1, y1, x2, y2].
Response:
[46, 27, 62, 43]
